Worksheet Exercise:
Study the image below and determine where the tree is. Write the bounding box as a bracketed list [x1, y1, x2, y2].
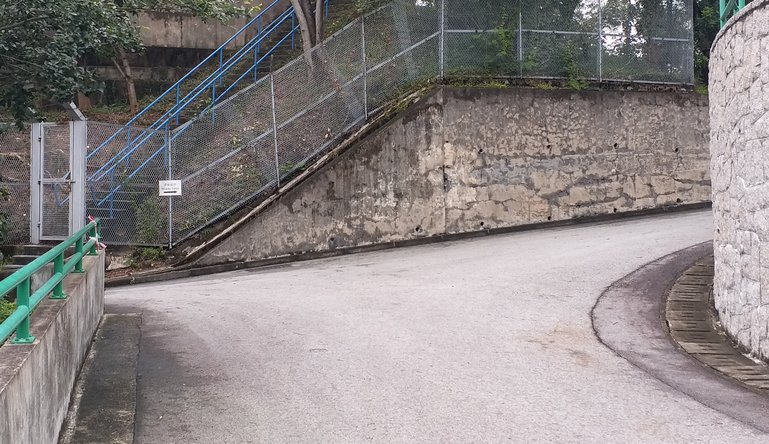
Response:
[693, 0, 720, 84]
[0, 0, 250, 125]
[289, 0, 325, 69]
[0, 0, 139, 126]
[106, 0, 249, 113]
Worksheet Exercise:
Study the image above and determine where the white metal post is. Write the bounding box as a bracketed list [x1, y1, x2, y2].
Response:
[269, 68, 281, 187]
[518, 11, 524, 78]
[439, 0, 445, 79]
[29, 123, 42, 244]
[69, 120, 87, 235]
[361, 18, 368, 120]
[598, 0, 603, 82]
[166, 123, 173, 247]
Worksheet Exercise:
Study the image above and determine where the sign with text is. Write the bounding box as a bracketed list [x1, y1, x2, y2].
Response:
[158, 180, 182, 196]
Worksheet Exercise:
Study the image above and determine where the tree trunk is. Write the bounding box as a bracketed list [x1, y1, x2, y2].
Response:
[314, 0, 324, 45]
[289, 0, 317, 69]
[114, 49, 139, 114]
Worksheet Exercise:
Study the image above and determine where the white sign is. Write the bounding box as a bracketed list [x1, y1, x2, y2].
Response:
[159, 180, 182, 196]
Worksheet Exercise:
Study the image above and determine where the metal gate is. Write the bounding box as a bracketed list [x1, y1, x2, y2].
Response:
[30, 122, 86, 243]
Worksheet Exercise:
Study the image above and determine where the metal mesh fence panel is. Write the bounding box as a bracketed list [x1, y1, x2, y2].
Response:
[364, 0, 440, 111]
[77, 0, 693, 246]
[171, 73, 280, 242]
[87, 122, 169, 245]
[0, 126, 30, 244]
[600, 0, 693, 83]
[40, 124, 70, 239]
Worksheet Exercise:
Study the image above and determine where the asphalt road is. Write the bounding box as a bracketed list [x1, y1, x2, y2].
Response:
[107, 210, 768, 443]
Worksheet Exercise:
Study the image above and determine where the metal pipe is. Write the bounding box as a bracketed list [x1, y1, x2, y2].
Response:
[269, 62, 281, 187]
[11, 279, 33, 344]
[361, 18, 368, 119]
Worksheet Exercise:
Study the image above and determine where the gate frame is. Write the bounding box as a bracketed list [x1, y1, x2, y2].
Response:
[30, 121, 87, 244]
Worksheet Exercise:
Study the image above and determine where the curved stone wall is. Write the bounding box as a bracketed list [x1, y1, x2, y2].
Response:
[710, 0, 769, 360]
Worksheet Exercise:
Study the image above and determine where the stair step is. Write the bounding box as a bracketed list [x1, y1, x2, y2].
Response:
[12, 254, 41, 266]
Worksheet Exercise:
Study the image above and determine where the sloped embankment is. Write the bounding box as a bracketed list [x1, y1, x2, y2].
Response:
[192, 85, 711, 266]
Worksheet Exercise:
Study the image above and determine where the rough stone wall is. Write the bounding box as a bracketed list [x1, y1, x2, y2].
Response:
[199, 86, 710, 266]
[710, 0, 769, 360]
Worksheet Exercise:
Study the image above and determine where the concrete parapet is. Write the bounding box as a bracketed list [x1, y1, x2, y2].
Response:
[0, 252, 105, 443]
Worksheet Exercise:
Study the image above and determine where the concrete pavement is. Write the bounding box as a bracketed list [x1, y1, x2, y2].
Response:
[106, 210, 768, 443]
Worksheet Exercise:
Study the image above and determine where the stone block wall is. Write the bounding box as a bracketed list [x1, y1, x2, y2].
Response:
[710, 0, 769, 360]
[198, 86, 711, 266]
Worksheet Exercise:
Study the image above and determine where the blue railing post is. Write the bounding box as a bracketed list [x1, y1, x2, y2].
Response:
[219, 48, 224, 87]
[291, 12, 296, 49]
[11, 278, 34, 344]
[211, 84, 217, 124]
[175, 86, 181, 125]
[51, 252, 66, 299]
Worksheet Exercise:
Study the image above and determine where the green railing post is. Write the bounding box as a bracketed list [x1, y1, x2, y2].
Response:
[74, 236, 84, 273]
[11, 278, 34, 344]
[51, 252, 67, 299]
[88, 223, 98, 256]
[720, 0, 727, 27]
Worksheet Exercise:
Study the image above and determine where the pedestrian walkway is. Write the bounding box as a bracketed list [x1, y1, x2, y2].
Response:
[106, 210, 767, 443]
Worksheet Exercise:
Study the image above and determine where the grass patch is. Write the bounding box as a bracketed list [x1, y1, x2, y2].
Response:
[129, 247, 167, 268]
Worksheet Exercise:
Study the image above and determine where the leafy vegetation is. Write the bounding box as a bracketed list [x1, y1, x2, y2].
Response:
[129, 246, 166, 267]
[0, 0, 254, 126]
[134, 196, 165, 245]
[0, 298, 14, 324]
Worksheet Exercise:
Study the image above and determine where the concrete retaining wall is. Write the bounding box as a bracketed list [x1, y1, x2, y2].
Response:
[0, 253, 106, 443]
[199, 86, 711, 266]
[709, 0, 769, 360]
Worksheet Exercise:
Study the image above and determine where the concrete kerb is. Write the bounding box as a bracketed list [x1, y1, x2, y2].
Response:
[665, 255, 769, 392]
[592, 243, 769, 433]
[107, 202, 712, 287]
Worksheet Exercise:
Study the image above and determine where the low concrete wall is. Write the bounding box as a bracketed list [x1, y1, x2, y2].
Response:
[709, 0, 769, 360]
[199, 86, 711, 265]
[0, 253, 105, 443]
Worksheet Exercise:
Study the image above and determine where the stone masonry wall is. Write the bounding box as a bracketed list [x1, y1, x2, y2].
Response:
[710, 0, 769, 360]
[198, 86, 711, 266]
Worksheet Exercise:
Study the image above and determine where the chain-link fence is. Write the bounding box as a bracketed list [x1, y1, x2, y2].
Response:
[77, 0, 693, 246]
[0, 126, 30, 245]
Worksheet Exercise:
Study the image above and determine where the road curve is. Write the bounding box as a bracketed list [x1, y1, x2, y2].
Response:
[107, 209, 767, 443]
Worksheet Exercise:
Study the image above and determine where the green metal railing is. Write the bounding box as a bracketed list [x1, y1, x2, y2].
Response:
[720, 0, 746, 27]
[0, 219, 101, 345]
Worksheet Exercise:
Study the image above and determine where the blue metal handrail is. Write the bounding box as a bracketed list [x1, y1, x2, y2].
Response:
[90, 8, 294, 181]
[89, 7, 295, 184]
[87, 0, 287, 162]
[90, 0, 330, 210]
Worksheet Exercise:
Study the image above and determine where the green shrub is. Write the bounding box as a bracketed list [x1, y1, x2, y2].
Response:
[130, 247, 166, 267]
[0, 298, 15, 324]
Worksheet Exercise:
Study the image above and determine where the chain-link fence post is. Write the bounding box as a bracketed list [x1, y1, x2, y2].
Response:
[361, 18, 369, 120]
[269, 60, 281, 188]
[518, 11, 523, 78]
[598, 0, 603, 82]
[30, 123, 42, 244]
[165, 122, 173, 247]
[70, 120, 87, 235]
[439, 0, 445, 79]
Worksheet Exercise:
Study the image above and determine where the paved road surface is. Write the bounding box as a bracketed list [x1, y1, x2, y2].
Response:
[107, 210, 767, 443]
